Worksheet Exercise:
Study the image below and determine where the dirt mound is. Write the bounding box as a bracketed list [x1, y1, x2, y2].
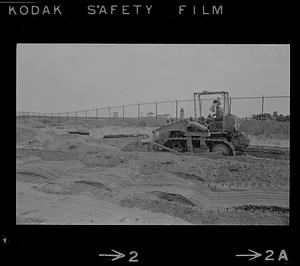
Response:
[121, 141, 149, 152]
[16, 217, 46, 224]
[119, 193, 211, 224]
[227, 204, 289, 215]
[174, 172, 206, 182]
[31, 183, 78, 195]
[136, 155, 289, 190]
[119, 192, 288, 225]
[17, 127, 37, 144]
[81, 154, 128, 167]
[246, 146, 289, 160]
[17, 148, 78, 161]
[74, 180, 113, 192]
[150, 191, 196, 206]
[30, 179, 114, 199]
[17, 169, 57, 184]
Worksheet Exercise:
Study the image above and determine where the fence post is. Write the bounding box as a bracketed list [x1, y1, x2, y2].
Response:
[155, 102, 158, 121]
[123, 105, 125, 120]
[199, 98, 202, 118]
[194, 94, 197, 118]
[138, 103, 140, 120]
[261, 95, 264, 122]
[175, 100, 178, 121]
[108, 107, 111, 120]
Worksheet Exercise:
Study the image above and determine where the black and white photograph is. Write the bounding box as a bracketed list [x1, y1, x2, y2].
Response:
[2, 0, 298, 264]
[16, 44, 290, 225]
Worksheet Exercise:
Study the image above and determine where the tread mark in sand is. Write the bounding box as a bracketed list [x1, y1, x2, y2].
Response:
[149, 191, 196, 206]
[17, 171, 56, 185]
[174, 172, 206, 182]
[73, 180, 113, 194]
[225, 204, 289, 215]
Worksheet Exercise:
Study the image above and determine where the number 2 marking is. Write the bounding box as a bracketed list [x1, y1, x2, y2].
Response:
[265, 250, 274, 261]
[129, 251, 139, 262]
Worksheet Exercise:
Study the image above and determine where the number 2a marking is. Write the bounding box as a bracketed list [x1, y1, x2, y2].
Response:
[129, 251, 139, 262]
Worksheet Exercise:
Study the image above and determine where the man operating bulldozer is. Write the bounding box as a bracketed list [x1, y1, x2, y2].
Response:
[209, 97, 223, 120]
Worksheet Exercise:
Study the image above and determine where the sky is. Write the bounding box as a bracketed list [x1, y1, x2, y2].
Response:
[17, 44, 290, 117]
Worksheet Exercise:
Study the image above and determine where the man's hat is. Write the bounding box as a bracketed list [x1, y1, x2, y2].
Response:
[213, 97, 221, 105]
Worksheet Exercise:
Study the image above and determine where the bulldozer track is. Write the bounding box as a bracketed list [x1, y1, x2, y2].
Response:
[206, 138, 236, 156]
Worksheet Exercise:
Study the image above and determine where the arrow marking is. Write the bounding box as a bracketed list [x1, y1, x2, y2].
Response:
[236, 249, 262, 261]
[99, 249, 125, 261]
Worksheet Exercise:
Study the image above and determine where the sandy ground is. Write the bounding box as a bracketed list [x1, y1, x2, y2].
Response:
[249, 136, 289, 148]
[16, 118, 289, 225]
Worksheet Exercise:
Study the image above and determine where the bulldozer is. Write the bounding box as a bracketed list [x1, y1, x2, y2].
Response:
[151, 91, 250, 155]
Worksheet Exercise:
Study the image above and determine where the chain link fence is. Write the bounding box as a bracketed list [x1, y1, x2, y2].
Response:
[16, 95, 290, 123]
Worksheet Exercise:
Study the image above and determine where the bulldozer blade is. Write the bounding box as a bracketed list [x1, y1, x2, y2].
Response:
[149, 142, 182, 155]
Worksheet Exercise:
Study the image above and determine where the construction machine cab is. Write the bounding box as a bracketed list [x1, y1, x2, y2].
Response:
[193, 90, 239, 133]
